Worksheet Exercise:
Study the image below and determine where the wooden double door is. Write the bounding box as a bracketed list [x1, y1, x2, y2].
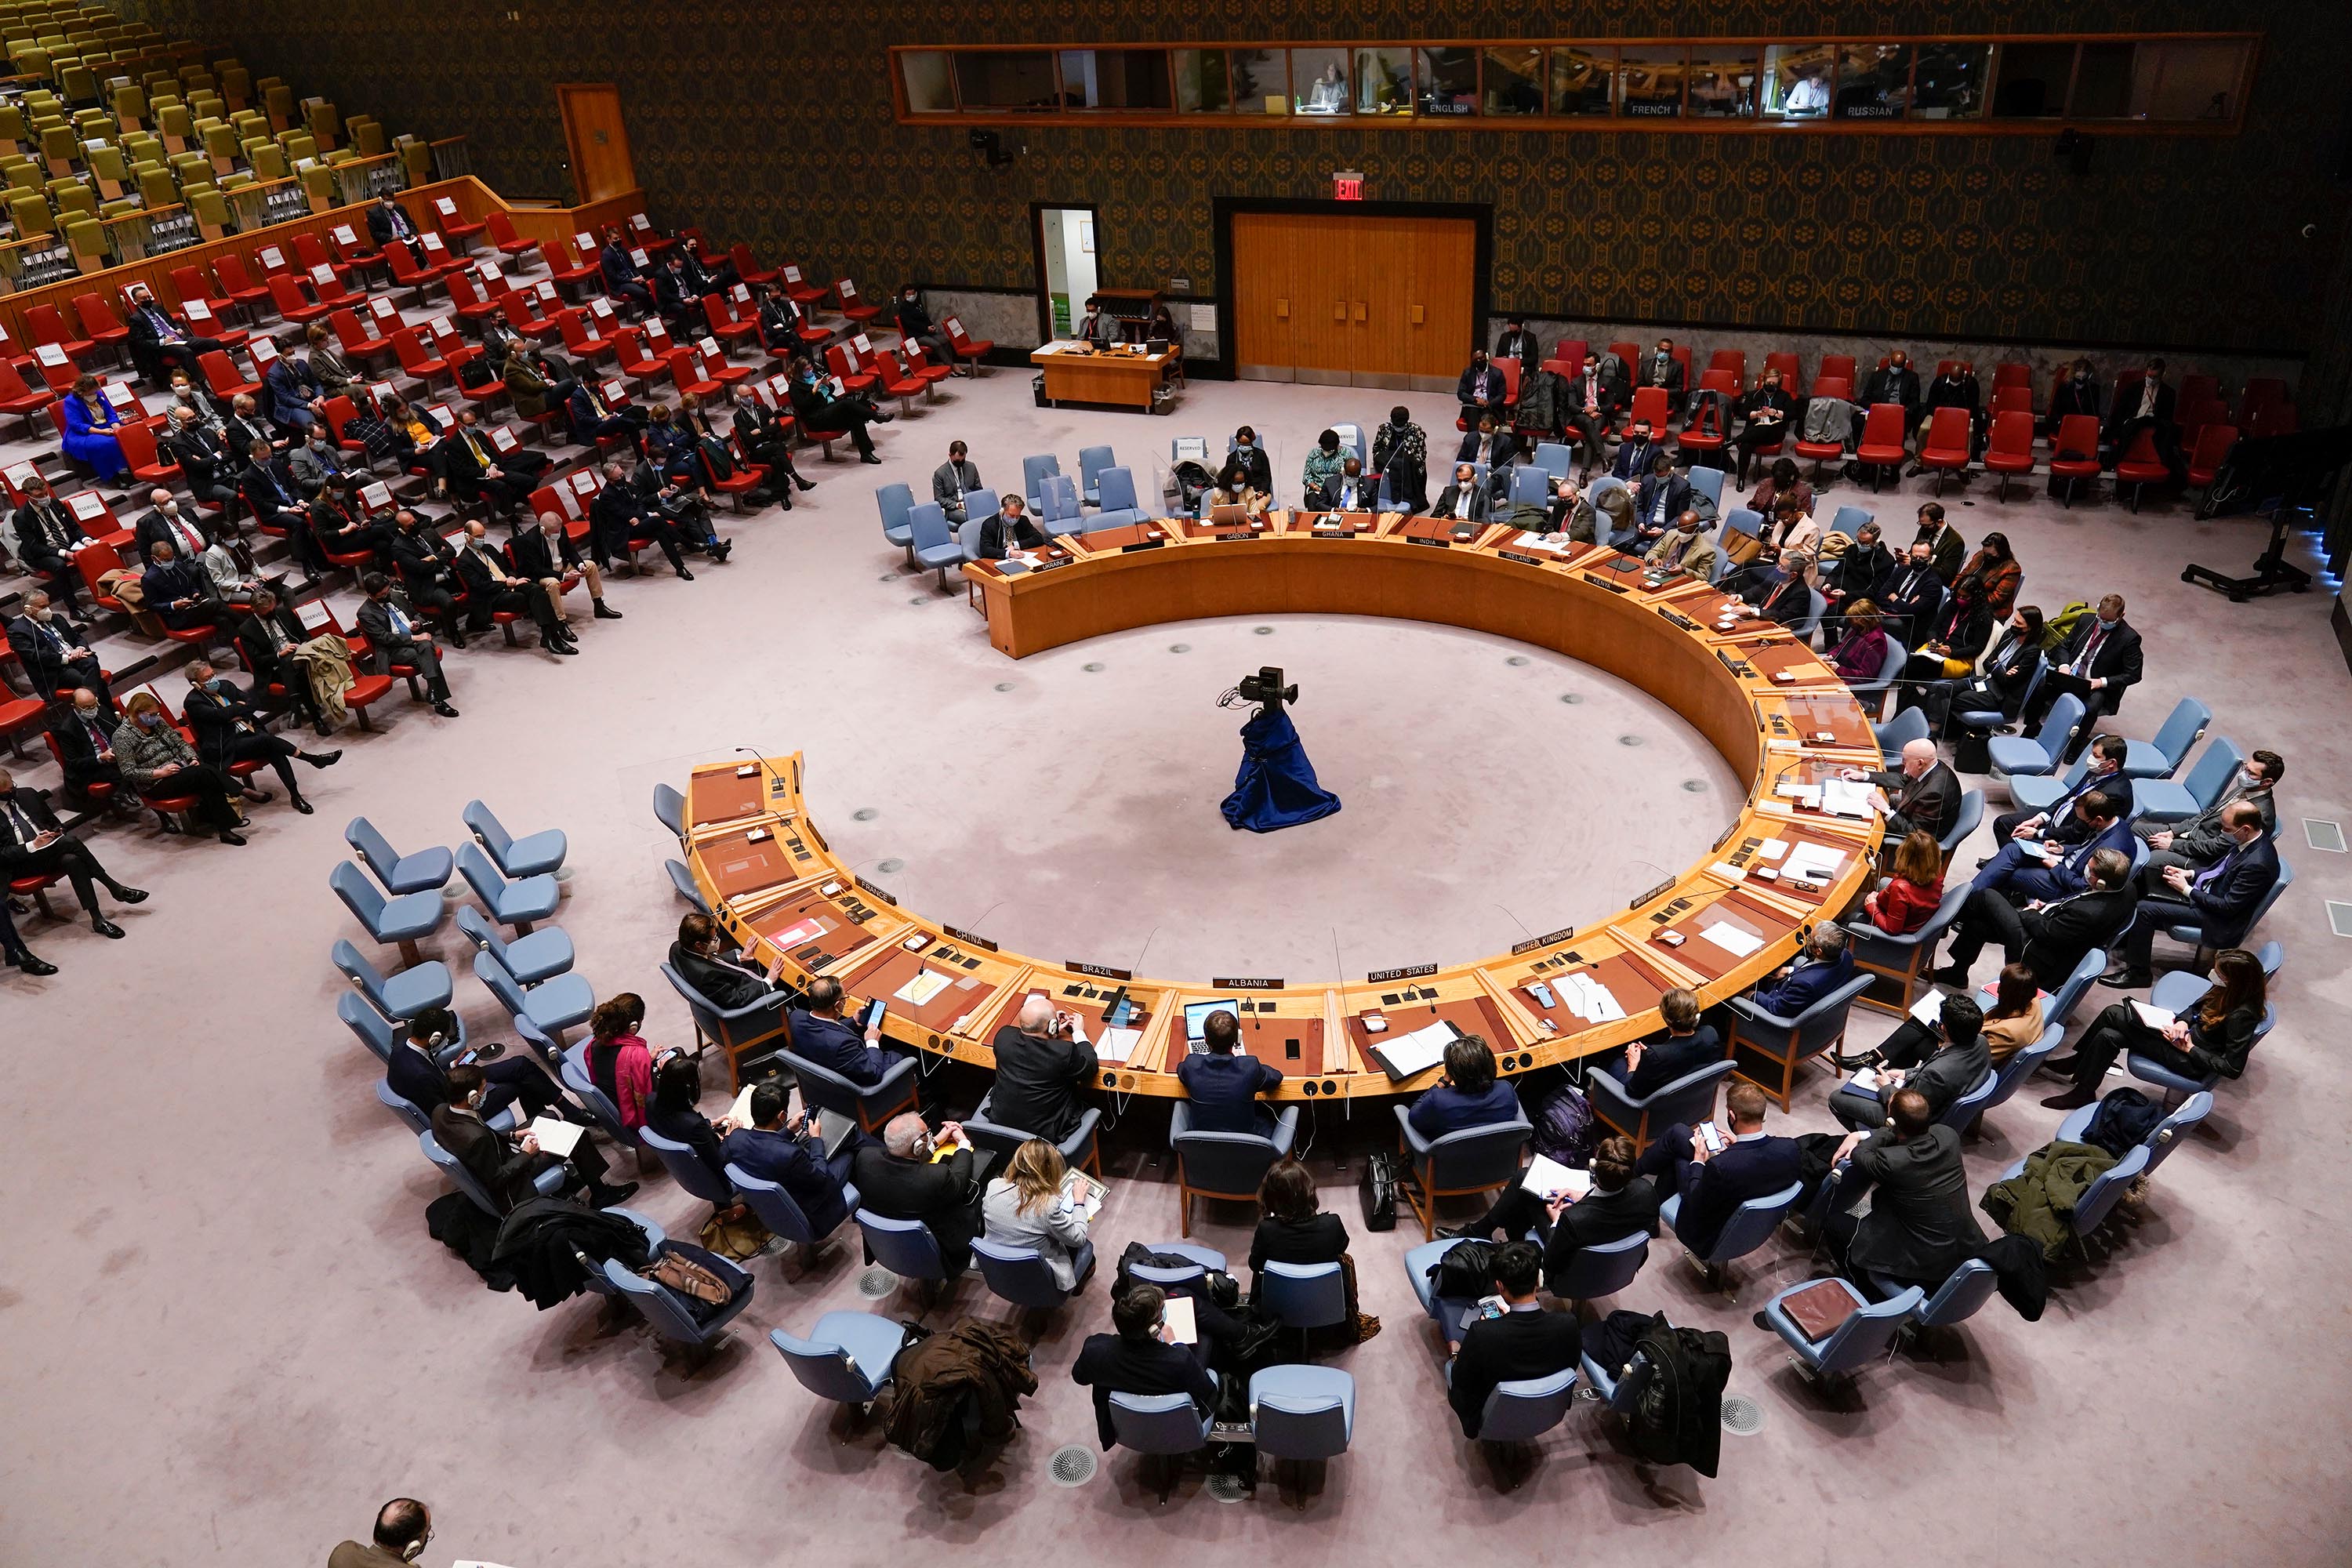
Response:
[1230, 212, 1475, 390]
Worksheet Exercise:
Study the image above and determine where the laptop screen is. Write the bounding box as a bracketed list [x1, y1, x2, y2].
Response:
[1183, 998, 1240, 1040]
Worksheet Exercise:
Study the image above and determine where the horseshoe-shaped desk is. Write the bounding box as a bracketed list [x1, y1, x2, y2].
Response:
[681, 509, 1882, 1104]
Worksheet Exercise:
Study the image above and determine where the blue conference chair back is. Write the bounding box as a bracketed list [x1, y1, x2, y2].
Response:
[1128, 1242, 1225, 1290]
[560, 1049, 633, 1145]
[604, 1243, 750, 1346]
[461, 802, 563, 875]
[459, 799, 517, 863]
[660, 958, 726, 1036]
[1591, 1056, 1733, 1138]
[652, 782, 686, 838]
[2179, 858, 2289, 949]
[1981, 1022, 2066, 1113]
[957, 512, 987, 560]
[2049, 946, 2107, 1025]
[1249, 1366, 1355, 1461]
[332, 937, 392, 1007]
[2172, 737, 2245, 817]
[1169, 1102, 1298, 1196]
[1873, 703, 1929, 759]
[1588, 474, 1628, 506]
[906, 499, 953, 555]
[2130, 697, 2211, 779]
[455, 841, 513, 909]
[1964, 656, 2048, 728]
[1408, 1115, 1534, 1196]
[666, 858, 710, 914]
[514, 1016, 565, 1070]
[1548, 1229, 1650, 1301]
[955, 488, 1000, 532]
[1722, 506, 1762, 544]
[1531, 440, 1570, 480]
[2142, 1091, 2215, 1175]
[855, 1208, 947, 1281]
[1791, 974, 1874, 1054]
[1809, 1285, 1921, 1376]
[1403, 1237, 1480, 1329]
[1020, 453, 1059, 510]
[770, 1312, 904, 1403]
[1107, 1390, 1210, 1454]
[1855, 880, 1967, 961]
[1260, 1259, 1347, 1331]
[344, 815, 450, 893]
[473, 947, 532, 1018]
[1940, 789, 1984, 859]
[1696, 1180, 1804, 1266]
[1828, 503, 1874, 539]
[729, 1162, 855, 1247]
[376, 1078, 432, 1136]
[1332, 423, 1368, 466]
[328, 858, 393, 929]
[1936, 1067, 2000, 1131]
[2019, 694, 2086, 772]
[1579, 1348, 1653, 1415]
[1908, 1258, 2000, 1329]
[1871, 635, 1908, 689]
[639, 1123, 734, 1206]
[1508, 464, 1550, 506]
[1094, 464, 1141, 515]
[1478, 1368, 1577, 1443]
[971, 1238, 1078, 1310]
[2071, 1144, 2150, 1237]
[573, 1208, 664, 1301]
[1077, 444, 1115, 502]
[341, 991, 397, 1060]
[453, 902, 512, 968]
[1789, 588, 1828, 638]
[874, 481, 913, 545]
[419, 1128, 550, 1216]
[1686, 463, 1726, 511]
[1039, 472, 1082, 525]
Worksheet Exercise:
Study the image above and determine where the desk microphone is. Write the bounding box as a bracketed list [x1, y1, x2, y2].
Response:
[732, 745, 782, 806]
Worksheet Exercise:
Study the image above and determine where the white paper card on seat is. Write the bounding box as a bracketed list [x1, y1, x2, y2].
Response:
[435, 197, 458, 216]
[296, 599, 332, 631]
[480, 262, 503, 286]
[34, 343, 67, 366]
[535, 280, 556, 303]
[526, 1116, 583, 1156]
[249, 338, 278, 365]
[783, 266, 803, 284]
[369, 297, 399, 324]
[590, 297, 615, 321]
[309, 262, 335, 285]
[66, 492, 106, 521]
[731, 282, 750, 303]
[421, 233, 447, 256]
[1520, 1152, 1592, 1200]
[488, 425, 519, 453]
[183, 298, 215, 324]
[894, 969, 949, 1007]
[332, 224, 358, 245]
[1697, 922, 1764, 958]
[361, 481, 392, 511]
[696, 335, 720, 358]
[259, 245, 285, 268]
[629, 247, 649, 267]
[854, 332, 873, 355]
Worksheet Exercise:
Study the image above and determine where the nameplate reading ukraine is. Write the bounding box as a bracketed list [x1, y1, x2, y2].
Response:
[1212, 976, 1284, 991]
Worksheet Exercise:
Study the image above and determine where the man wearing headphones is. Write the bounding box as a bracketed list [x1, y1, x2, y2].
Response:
[328, 1497, 432, 1566]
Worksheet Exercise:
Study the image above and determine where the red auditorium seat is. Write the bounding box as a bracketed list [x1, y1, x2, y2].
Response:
[2046, 414, 2105, 508]
[1981, 411, 2036, 503]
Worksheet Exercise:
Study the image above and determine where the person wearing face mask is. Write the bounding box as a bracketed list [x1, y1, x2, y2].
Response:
[163, 404, 241, 517]
[430, 1063, 634, 1212]
[854, 1111, 985, 1280]
[1563, 350, 1628, 479]
[122, 283, 226, 385]
[2100, 800, 2279, 990]
[1730, 368, 1798, 488]
[355, 572, 459, 718]
[135, 485, 214, 571]
[1227, 425, 1272, 495]
[2136, 747, 2280, 882]
[387, 510, 468, 643]
[1301, 428, 1345, 510]
[2044, 356, 2102, 437]
[1871, 539, 1946, 648]
[453, 518, 575, 655]
[895, 284, 956, 371]
[1074, 296, 1119, 348]
[287, 423, 350, 500]
[434, 409, 539, 521]
[979, 492, 1054, 557]
[1639, 337, 1686, 405]
[1644, 510, 1719, 579]
[1371, 405, 1428, 512]
[1630, 448, 1690, 549]
[784, 352, 887, 464]
[328, 1497, 435, 1568]
[221, 392, 277, 465]
[233, 586, 351, 734]
[511, 511, 620, 633]
[261, 343, 326, 434]
[7, 590, 110, 703]
[45, 688, 125, 805]
[1896, 565, 1992, 688]
[1861, 350, 1923, 432]
[140, 540, 215, 633]
[1608, 419, 1659, 483]
[1908, 604, 2044, 736]
[12, 474, 88, 612]
[1328, 456, 1372, 513]
[112, 690, 247, 844]
[2032, 592, 2143, 760]
[728, 384, 813, 506]
[303, 321, 357, 400]
[1911, 500, 1965, 583]
[1457, 350, 1508, 426]
[2046, 949, 2267, 1111]
[0, 764, 145, 938]
[240, 439, 334, 583]
[1430, 460, 1492, 524]
[59, 373, 128, 483]
[180, 657, 340, 814]
[1951, 529, 2020, 617]
[2103, 357, 2189, 485]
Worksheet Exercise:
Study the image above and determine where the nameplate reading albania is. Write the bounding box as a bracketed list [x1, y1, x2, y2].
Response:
[1212, 976, 1284, 991]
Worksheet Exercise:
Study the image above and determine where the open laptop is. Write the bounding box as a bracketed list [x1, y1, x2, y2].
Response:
[1182, 997, 1241, 1053]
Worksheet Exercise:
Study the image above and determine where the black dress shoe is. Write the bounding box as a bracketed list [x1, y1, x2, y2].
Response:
[1929, 964, 1970, 987]
[859, 452, 884, 464]
[593, 601, 622, 619]
[595, 1181, 641, 1206]
[548, 639, 579, 656]
[2039, 1089, 2096, 1111]
[292, 797, 315, 815]
[312, 717, 333, 738]
[303, 750, 342, 768]
[2097, 967, 2152, 989]
[2040, 1055, 2079, 1078]
[91, 918, 125, 939]
[794, 476, 815, 492]
[218, 830, 247, 846]
[13, 952, 56, 975]
[677, 566, 695, 581]
[1751, 1312, 1774, 1332]
[108, 887, 148, 904]
[433, 702, 461, 718]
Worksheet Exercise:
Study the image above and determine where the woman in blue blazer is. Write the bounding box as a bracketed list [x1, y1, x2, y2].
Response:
[59, 373, 126, 482]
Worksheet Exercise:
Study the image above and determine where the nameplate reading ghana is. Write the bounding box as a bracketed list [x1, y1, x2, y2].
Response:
[1367, 963, 1438, 983]
[1212, 976, 1285, 991]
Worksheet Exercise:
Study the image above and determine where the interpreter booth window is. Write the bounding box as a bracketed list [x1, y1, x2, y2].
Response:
[1619, 49, 1686, 118]
[1058, 49, 1172, 111]
[1833, 44, 1911, 120]
[2123, 40, 2251, 121]
[1911, 42, 1992, 119]
[1291, 48, 1352, 115]
[1417, 47, 1479, 116]
[1991, 42, 2076, 118]
[953, 51, 1058, 112]
[1686, 46, 1760, 118]
[1353, 46, 1412, 114]
[1174, 49, 1232, 114]
[899, 51, 956, 114]
[1549, 48, 1617, 116]
[1762, 44, 1834, 119]
[1230, 49, 1287, 114]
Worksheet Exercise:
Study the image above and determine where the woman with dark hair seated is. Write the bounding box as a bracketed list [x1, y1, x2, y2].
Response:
[2041, 949, 2266, 1110]
[1406, 1033, 1525, 1138]
[1247, 1160, 1380, 1342]
[1446, 1135, 1662, 1297]
[643, 1053, 734, 1190]
[1829, 599, 1889, 684]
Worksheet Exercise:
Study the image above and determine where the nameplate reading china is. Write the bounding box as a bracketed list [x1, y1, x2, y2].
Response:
[1212, 976, 1285, 991]
[1367, 963, 1438, 983]
[942, 924, 998, 953]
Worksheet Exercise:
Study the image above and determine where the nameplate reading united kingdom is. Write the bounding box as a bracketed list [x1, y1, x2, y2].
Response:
[1510, 927, 1576, 956]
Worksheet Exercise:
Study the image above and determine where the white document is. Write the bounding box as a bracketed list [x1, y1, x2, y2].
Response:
[1820, 779, 1875, 819]
[1160, 1294, 1198, 1345]
[1520, 1152, 1592, 1200]
[1378, 1019, 1457, 1076]
[2129, 1000, 2178, 1031]
[894, 969, 950, 1007]
[1757, 839, 1789, 860]
[1849, 1067, 1885, 1093]
[526, 1116, 583, 1157]
[1710, 861, 1749, 883]
[726, 1084, 760, 1125]
[1908, 989, 1948, 1025]
[1698, 922, 1764, 958]
[1096, 1027, 1143, 1064]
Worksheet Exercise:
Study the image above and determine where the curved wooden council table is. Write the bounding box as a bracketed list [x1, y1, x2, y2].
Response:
[681, 510, 1882, 1105]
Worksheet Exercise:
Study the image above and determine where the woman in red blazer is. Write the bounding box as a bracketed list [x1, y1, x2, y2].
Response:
[1862, 829, 1945, 935]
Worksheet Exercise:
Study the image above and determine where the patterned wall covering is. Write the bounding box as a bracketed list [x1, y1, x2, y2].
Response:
[128, 2, 2351, 361]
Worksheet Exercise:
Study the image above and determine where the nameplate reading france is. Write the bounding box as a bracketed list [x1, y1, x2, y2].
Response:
[1212, 976, 1284, 991]
[855, 875, 898, 906]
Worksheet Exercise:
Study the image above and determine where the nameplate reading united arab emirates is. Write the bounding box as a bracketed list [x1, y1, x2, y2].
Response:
[1213, 976, 1284, 991]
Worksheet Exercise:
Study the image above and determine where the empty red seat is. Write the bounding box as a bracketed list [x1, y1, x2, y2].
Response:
[539, 238, 601, 291]
[729, 243, 778, 287]
[483, 210, 538, 258]
[429, 194, 487, 250]
[779, 264, 825, 307]
[702, 292, 757, 350]
[211, 254, 273, 318]
[26, 303, 92, 363]
[824, 341, 878, 395]
[1621, 385, 1671, 437]
[199, 348, 260, 404]
[1818, 354, 1857, 389]
[1853, 403, 1909, 491]
[834, 278, 880, 325]
[1918, 406, 1973, 493]
[1981, 410, 2036, 502]
[268, 274, 332, 326]
[392, 327, 452, 387]
[73, 292, 131, 358]
[331, 307, 391, 362]
[0, 360, 54, 438]
[2186, 423, 2238, 488]
[2046, 414, 2104, 508]
[2114, 429, 2172, 513]
[903, 343, 954, 387]
[444, 270, 503, 328]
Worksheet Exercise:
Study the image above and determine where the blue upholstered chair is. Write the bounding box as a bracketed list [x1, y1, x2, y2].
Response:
[906, 500, 964, 589]
[344, 815, 452, 894]
[2006, 752, 2102, 818]
[2131, 736, 2241, 824]
[1392, 1106, 1533, 1239]
[474, 948, 593, 1045]
[1685, 463, 1726, 513]
[1987, 693, 2084, 788]
[455, 843, 559, 932]
[1761, 1276, 1922, 1392]
[1090, 466, 1146, 529]
[340, 989, 466, 1064]
[1250, 1364, 1355, 1495]
[1473, 1367, 1577, 1445]
[971, 1236, 1094, 1312]
[1850, 882, 1970, 1015]
[573, 1207, 664, 1310]
[1933, 1066, 1999, 1133]
[874, 480, 913, 563]
[1168, 1102, 1300, 1236]
[332, 938, 450, 1021]
[1038, 472, 1083, 530]
[329, 858, 446, 966]
[770, 1312, 906, 1407]
[638, 1123, 734, 1206]
[460, 798, 566, 877]
[665, 858, 710, 914]
[1578, 1348, 1653, 1416]
[376, 1077, 433, 1136]
[454, 902, 572, 985]
[729, 1161, 859, 1256]
[1953, 658, 2045, 737]
[1107, 1390, 1214, 1499]
[1076, 444, 1115, 505]
[1880, 1258, 1998, 1332]
[601, 1241, 753, 1367]
[1938, 789, 1985, 867]
[652, 782, 686, 840]
[1508, 464, 1551, 507]
[1727, 972, 1874, 1110]
[1403, 1236, 1483, 1337]
[1019, 452, 1060, 514]
[1966, 1022, 2065, 1131]
[854, 1208, 949, 1289]
[1128, 1242, 1225, 1291]
[419, 1128, 564, 1215]
[1872, 702, 1929, 760]
[964, 1091, 1102, 1174]
[1258, 1260, 1347, 1359]
[1531, 441, 1572, 481]
[1661, 1179, 1802, 1292]
[2046, 947, 2108, 1027]
[1548, 1228, 1651, 1305]
[2122, 697, 2211, 779]
[2060, 1090, 2213, 1176]
[1588, 1057, 1733, 1150]
[662, 960, 791, 1082]
[780, 1044, 918, 1133]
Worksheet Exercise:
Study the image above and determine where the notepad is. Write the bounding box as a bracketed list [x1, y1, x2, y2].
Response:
[1819, 780, 1876, 819]
[526, 1116, 583, 1157]
[1909, 989, 1950, 1025]
[1757, 839, 1789, 860]
[894, 969, 950, 1006]
[1063, 1170, 1108, 1221]
[1161, 1294, 1198, 1345]
[1096, 1027, 1143, 1064]
[1521, 1152, 1592, 1200]
[2129, 1000, 2178, 1031]
[1698, 922, 1765, 957]
[1848, 1067, 1885, 1093]
[1377, 1018, 1458, 1077]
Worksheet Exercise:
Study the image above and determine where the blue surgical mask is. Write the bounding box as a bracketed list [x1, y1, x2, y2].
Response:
[136, 713, 163, 729]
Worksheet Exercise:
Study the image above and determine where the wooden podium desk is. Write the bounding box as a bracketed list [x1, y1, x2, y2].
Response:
[1030, 340, 1177, 412]
[690, 536, 1879, 1101]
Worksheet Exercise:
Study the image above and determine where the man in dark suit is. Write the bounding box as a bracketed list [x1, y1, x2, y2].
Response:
[720, 1080, 859, 1240]
[134, 487, 212, 569]
[2034, 594, 2143, 762]
[1446, 1241, 1581, 1436]
[976, 493, 1050, 561]
[1608, 421, 1660, 483]
[1871, 539, 1945, 646]
[1450, 1135, 1661, 1298]
[1594, 987, 1722, 1099]
[1404, 1035, 1526, 1141]
[2138, 749, 2281, 893]
[46, 688, 125, 803]
[1972, 790, 2133, 907]
[1828, 994, 1990, 1131]
[1748, 924, 1857, 1018]
[122, 283, 225, 385]
[568, 378, 646, 454]
[511, 510, 619, 630]
[388, 510, 467, 644]
[1936, 847, 2136, 990]
[1821, 1088, 1985, 1289]
[220, 395, 276, 465]
[452, 517, 573, 653]
[728, 386, 809, 505]
[355, 573, 458, 717]
[12, 474, 88, 610]
[1632, 1082, 1802, 1260]
[0, 768, 143, 937]
[787, 975, 901, 1086]
[139, 540, 215, 632]
[1071, 1283, 1219, 1450]
[261, 351, 325, 434]
[1494, 317, 1543, 378]
[238, 439, 332, 581]
[2103, 358, 2187, 485]
[1856, 737, 1959, 848]
[180, 657, 338, 809]
[231, 586, 334, 733]
[1996, 738, 2133, 851]
[851, 1112, 984, 1278]
[165, 405, 241, 516]
[1860, 350, 1923, 431]
[1635, 338, 1686, 403]
[435, 412, 535, 520]
[587, 460, 694, 577]
[756, 283, 811, 356]
[669, 911, 782, 1011]
[1628, 452, 1693, 550]
[1429, 461, 1493, 524]
[1561, 353, 1628, 477]
[365, 191, 426, 267]
[8, 593, 110, 702]
[1456, 350, 1509, 426]
[986, 995, 1098, 1143]
[386, 1007, 563, 1123]
[600, 230, 656, 314]
[2101, 801, 2278, 989]
[429, 1065, 628, 1212]
[1174, 1008, 1282, 1135]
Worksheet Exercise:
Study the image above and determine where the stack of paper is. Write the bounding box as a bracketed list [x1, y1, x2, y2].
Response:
[894, 969, 950, 1006]
[1698, 922, 1765, 957]
[1520, 1152, 1593, 1200]
[1378, 1019, 1458, 1076]
[1552, 970, 1625, 1022]
[525, 1116, 583, 1156]
[1820, 780, 1875, 819]
[1909, 988, 1950, 1025]
[1096, 1027, 1143, 1064]
[2129, 1000, 2178, 1031]
[1783, 843, 1847, 883]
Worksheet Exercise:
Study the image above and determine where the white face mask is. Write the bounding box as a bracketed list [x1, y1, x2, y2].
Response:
[33, 607, 53, 622]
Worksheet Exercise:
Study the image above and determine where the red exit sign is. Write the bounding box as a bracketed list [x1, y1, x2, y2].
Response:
[1333, 170, 1364, 201]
